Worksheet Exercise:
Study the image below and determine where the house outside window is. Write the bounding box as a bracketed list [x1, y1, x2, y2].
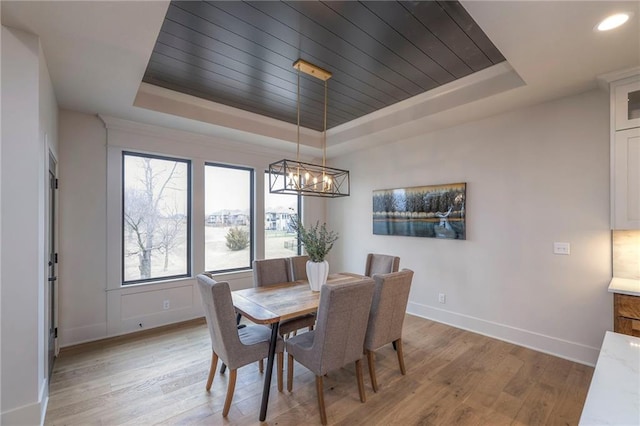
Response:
[264, 171, 300, 259]
[205, 163, 254, 272]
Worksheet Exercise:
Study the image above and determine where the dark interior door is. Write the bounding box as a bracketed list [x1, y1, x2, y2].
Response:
[48, 154, 57, 378]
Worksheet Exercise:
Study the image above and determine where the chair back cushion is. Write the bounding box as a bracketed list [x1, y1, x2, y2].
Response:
[252, 258, 290, 287]
[287, 255, 309, 281]
[364, 269, 414, 351]
[305, 278, 374, 375]
[196, 274, 242, 364]
[365, 253, 400, 277]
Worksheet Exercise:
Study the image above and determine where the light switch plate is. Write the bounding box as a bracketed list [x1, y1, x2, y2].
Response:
[553, 242, 571, 255]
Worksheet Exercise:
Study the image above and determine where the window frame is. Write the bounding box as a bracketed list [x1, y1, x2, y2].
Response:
[121, 151, 192, 285]
[204, 162, 255, 274]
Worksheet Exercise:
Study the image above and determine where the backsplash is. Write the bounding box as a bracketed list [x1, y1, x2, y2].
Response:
[613, 230, 640, 280]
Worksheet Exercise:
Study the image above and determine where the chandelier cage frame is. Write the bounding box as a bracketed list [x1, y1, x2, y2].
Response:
[268, 159, 350, 198]
[268, 59, 350, 198]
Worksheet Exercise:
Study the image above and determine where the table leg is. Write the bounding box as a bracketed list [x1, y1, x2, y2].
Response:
[259, 322, 280, 422]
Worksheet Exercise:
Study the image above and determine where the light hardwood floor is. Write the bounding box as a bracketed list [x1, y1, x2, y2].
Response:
[45, 315, 593, 425]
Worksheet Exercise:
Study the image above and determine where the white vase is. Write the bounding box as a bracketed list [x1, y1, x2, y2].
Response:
[306, 260, 329, 292]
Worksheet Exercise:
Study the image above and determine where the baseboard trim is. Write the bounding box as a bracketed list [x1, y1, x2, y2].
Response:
[407, 301, 600, 366]
[59, 317, 205, 353]
[0, 379, 48, 426]
[59, 322, 108, 347]
[40, 379, 49, 426]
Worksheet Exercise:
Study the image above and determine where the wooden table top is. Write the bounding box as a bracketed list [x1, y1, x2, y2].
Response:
[232, 272, 366, 325]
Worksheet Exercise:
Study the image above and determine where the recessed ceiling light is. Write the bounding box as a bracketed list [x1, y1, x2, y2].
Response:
[596, 13, 631, 31]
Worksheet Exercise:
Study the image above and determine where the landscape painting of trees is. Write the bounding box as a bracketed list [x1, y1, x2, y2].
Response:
[372, 183, 466, 239]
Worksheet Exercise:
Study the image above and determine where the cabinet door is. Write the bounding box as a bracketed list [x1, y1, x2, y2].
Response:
[613, 128, 640, 229]
[614, 80, 640, 131]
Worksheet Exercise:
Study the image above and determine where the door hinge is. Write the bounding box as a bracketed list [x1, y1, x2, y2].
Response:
[54, 327, 58, 338]
[55, 178, 59, 189]
[54, 253, 58, 264]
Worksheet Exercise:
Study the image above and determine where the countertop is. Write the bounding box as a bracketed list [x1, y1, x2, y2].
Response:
[579, 331, 640, 425]
[608, 277, 640, 297]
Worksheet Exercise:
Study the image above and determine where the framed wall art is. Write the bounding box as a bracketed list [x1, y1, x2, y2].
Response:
[372, 182, 466, 240]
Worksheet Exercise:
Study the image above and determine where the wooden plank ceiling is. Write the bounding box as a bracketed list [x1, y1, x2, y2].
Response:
[142, 1, 505, 132]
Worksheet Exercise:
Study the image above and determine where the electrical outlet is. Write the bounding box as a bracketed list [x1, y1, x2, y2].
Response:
[163, 300, 170, 310]
[553, 242, 571, 255]
[438, 293, 446, 304]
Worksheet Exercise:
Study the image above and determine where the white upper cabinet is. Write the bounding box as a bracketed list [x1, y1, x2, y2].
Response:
[612, 128, 640, 229]
[614, 80, 640, 131]
[608, 71, 640, 230]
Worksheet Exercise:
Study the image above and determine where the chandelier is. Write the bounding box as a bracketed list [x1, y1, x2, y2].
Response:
[268, 59, 350, 198]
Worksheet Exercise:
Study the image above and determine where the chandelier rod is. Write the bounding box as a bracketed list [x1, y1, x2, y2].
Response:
[323, 79, 327, 171]
[296, 66, 301, 165]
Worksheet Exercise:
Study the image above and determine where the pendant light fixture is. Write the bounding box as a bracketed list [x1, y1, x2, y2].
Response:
[268, 59, 350, 198]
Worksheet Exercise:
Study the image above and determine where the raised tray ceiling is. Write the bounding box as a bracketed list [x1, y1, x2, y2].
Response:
[142, 1, 505, 131]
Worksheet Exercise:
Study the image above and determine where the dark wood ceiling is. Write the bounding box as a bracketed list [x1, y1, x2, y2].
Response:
[142, 1, 505, 131]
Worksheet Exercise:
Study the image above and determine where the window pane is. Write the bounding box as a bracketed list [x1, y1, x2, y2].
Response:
[205, 164, 253, 272]
[265, 172, 299, 259]
[123, 153, 190, 283]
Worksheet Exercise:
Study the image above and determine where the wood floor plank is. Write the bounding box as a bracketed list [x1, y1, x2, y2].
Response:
[45, 315, 593, 425]
[546, 363, 594, 426]
[503, 347, 552, 398]
[513, 381, 558, 426]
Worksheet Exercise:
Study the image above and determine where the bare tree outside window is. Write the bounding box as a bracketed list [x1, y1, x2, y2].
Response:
[123, 153, 190, 283]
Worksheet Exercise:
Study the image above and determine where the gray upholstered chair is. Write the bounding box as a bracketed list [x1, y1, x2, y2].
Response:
[284, 255, 317, 336]
[285, 278, 375, 425]
[364, 269, 414, 392]
[252, 258, 290, 287]
[253, 258, 316, 337]
[196, 274, 284, 417]
[287, 255, 309, 281]
[364, 253, 400, 277]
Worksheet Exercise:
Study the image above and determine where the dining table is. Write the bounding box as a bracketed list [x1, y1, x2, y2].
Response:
[231, 272, 367, 421]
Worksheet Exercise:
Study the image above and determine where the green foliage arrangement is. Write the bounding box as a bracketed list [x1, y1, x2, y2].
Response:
[291, 217, 339, 263]
[225, 227, 249, 251]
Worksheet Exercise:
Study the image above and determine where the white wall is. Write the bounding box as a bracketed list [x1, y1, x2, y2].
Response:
[58, 112, 325, 346]
[329, 89, 612, 365]
[58, 111, 108, 345]
[1, 25, 58, 425]
[1, 9, 4, 420]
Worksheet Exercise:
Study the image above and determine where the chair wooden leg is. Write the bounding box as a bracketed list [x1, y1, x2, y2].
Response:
[355, 359, 366, 403]
[206, 352, 218, 391]
[277, 352, 284, 392]
[287, 353, 294, 392]
[316, 375, 328, 425]
[395, 338, 406, 375]
[366, 350, 378, 392]
[259, 359, 264, 373]
[222, 369, 237, 417]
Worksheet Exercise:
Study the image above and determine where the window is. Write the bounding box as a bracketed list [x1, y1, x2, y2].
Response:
[122, 152, 191, 284]
[264, 171, 300, 259]
[205, 163, 254, 272]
